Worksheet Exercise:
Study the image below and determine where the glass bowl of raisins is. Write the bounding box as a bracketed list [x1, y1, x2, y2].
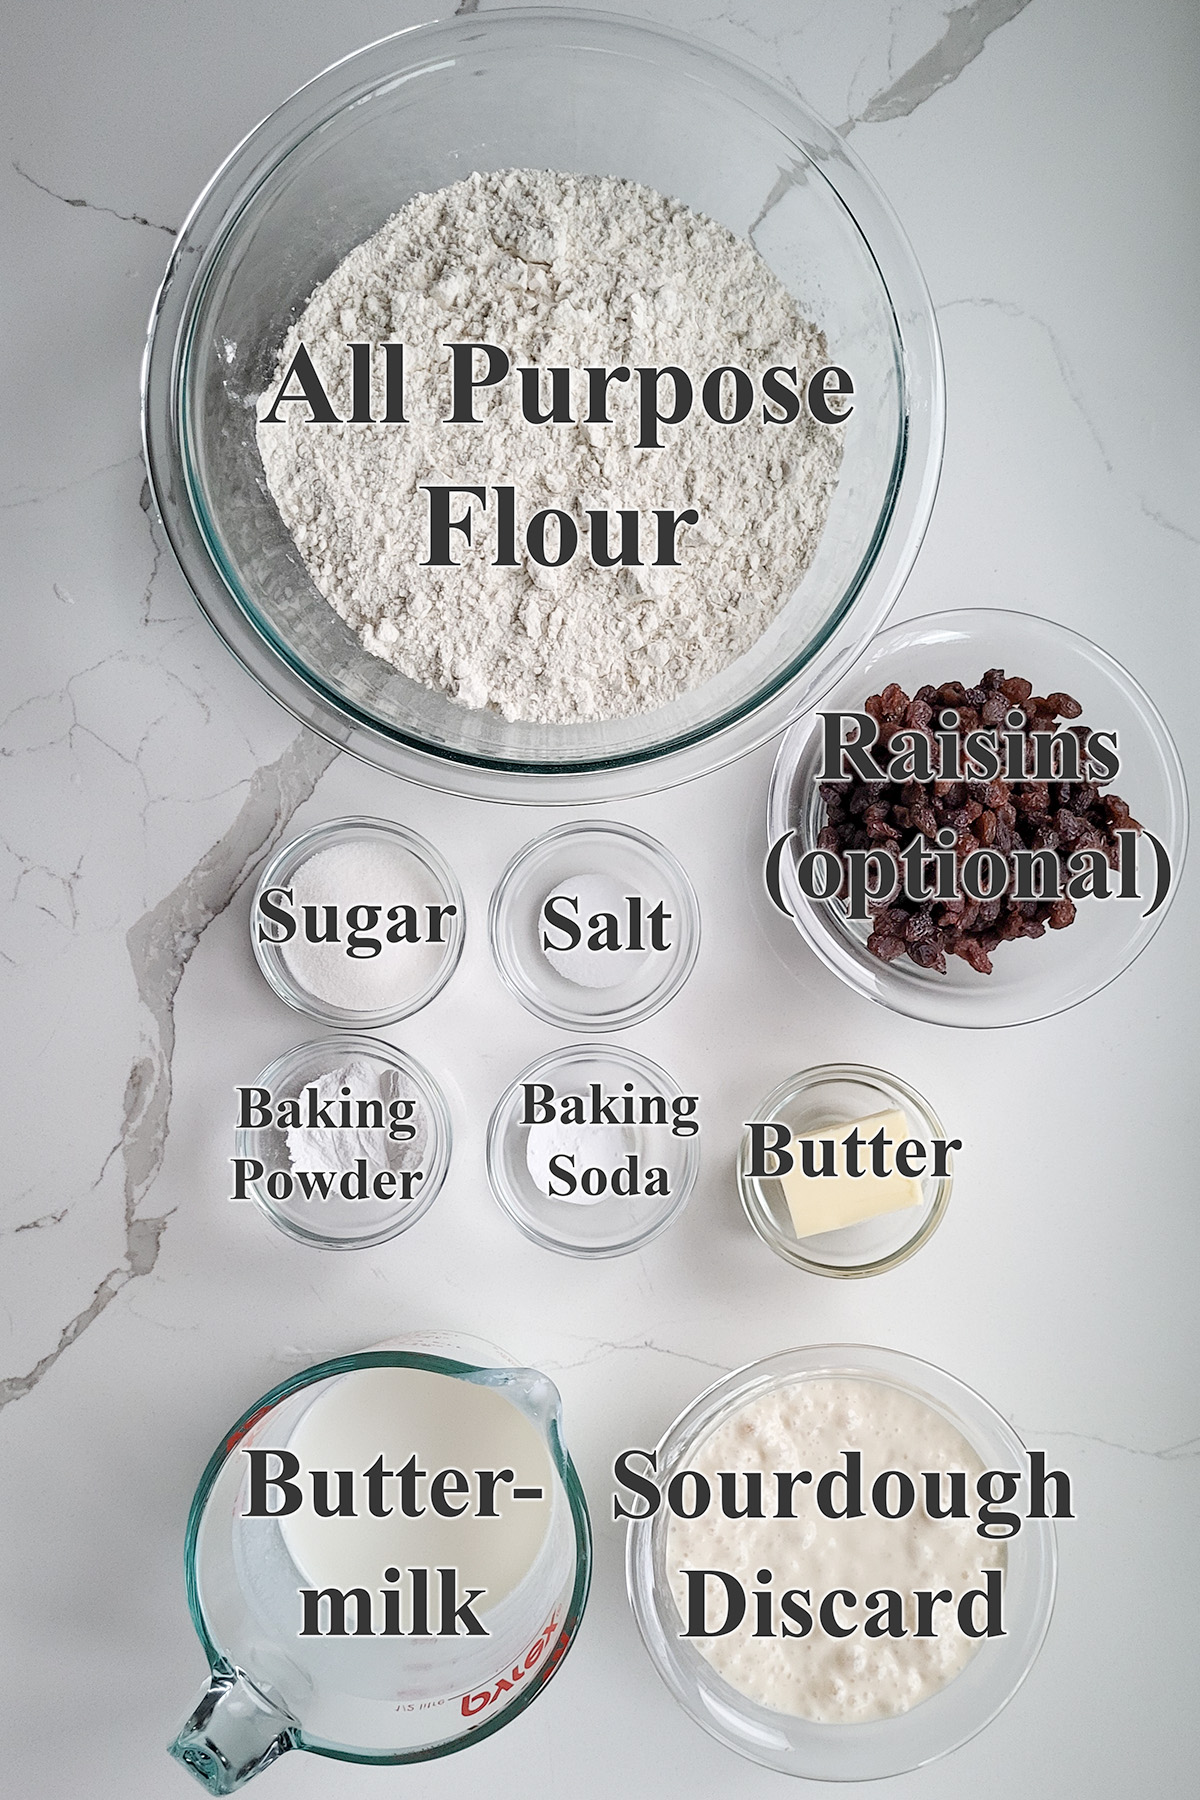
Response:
[767, 609, 1187, 1026]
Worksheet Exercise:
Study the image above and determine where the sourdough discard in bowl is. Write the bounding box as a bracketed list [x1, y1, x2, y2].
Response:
[626, 1344, 1057, 1780]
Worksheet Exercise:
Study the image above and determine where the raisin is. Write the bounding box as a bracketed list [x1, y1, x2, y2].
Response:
[957, 937, 993, 974]
[910, 939, 948, 972]
[866, 931, 907, 963]
[805, 666, 1141, 977]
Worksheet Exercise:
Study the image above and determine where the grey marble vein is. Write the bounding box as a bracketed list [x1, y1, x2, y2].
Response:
[747, 166, 805, 249]
[14, 1209, 69, 1234]
[11, 159, 177, 235]
[841, 0, 1037, 131]
[1030, 1427, 1200, 1461]
[0, 830, 84, 935]
[941, 296, 1200, 544]
[138, 475, 169, 624]
[754, 3, 1036, 246]
[4, 665, 152, 790]
[1138, 497, 1200, 548]
[546, 1334, 729, 1375]
[0, 452, 141, 512]
[940, 294, 1113, 472]
[0, 728, 338, 1411]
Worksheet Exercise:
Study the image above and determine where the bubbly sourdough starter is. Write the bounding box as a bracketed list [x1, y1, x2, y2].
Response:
[666, 1377, 1003, 1723]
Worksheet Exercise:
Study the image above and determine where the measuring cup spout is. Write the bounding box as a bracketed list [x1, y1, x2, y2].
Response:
[169, 1664, 298, 1793]
[489, 1367, 564, 1441]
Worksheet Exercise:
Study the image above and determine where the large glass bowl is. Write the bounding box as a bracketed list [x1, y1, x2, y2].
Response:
[768, 609, 1188, 1027]
[626, 1344, 1057, 1781]
[141, 8, 943, 801]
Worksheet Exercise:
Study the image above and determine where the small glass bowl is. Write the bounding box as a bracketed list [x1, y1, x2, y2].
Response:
[234, 1035, 451, 1249]
[768, 608, 1188, 1027]
[251, 816, 464, 1027]
[738, 1063, 952, 1277]
[486, 1043, 700, 1258]
[489, 822, 700, 1030]
[627, 1344, 1057, 1782]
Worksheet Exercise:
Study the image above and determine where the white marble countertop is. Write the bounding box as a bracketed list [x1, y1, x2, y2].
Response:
[3, 2, 1198, 1795]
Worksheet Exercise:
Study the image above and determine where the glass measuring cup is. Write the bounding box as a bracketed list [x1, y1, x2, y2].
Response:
[169, 1346, 591, 1791]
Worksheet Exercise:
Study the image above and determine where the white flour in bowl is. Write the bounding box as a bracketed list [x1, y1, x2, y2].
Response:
[257, 169, 842, 724]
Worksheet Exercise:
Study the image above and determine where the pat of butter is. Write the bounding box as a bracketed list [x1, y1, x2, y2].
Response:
[781, 1107, 923, 1239]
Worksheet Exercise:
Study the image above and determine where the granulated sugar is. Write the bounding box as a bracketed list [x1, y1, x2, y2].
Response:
[280, 837, 445, 1014]
[258, 169, 842, 724]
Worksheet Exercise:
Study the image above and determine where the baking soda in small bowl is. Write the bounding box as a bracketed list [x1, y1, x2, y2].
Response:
[487, 1042, 700, 1257]
[252, 817, 465, 1025]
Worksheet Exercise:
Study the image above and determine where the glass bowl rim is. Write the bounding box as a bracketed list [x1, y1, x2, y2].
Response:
[485, 1038, 701, 1256]
[184, 1348, 592, 1764]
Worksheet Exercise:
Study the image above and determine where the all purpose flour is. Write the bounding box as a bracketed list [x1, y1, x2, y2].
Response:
[257, 169, 842, 724]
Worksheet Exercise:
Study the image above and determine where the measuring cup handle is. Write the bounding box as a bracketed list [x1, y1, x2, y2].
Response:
[168, 1664, 297, 1793]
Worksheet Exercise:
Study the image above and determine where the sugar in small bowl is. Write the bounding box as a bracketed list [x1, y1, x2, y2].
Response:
[251, 817, 465, 1027]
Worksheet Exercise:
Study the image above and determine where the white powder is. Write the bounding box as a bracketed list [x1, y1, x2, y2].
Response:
[258, 169, 842, 724]
[525, 1119, 641, 1205]
[284, 1057, 428, 1178]
[280, 837, 449, 1015]
[539, 871, 650, 989]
